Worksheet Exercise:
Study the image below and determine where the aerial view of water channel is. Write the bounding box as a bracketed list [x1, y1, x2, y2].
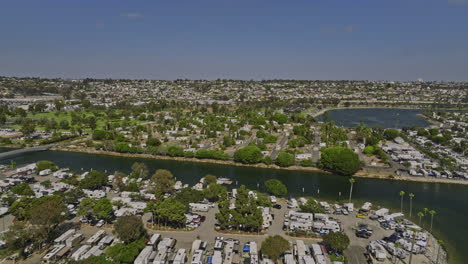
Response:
[1, 147, 466, 263]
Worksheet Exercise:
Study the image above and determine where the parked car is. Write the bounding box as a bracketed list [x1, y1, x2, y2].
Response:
[273, 204, 282, 209]
[356, 213, 367, 218]
[356, 230, 372, 239]
[96, 220, 106, 227]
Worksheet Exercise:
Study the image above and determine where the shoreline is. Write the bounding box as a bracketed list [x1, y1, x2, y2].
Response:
[309, 106, 467, 118]
[52, 146, 468, 186]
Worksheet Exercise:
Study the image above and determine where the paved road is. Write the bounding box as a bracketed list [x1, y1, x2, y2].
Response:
[271, 134, 288, 160]
[312, 129, 321, 163]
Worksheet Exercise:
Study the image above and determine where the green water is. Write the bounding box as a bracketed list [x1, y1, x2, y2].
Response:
[1, 150, 466, 263]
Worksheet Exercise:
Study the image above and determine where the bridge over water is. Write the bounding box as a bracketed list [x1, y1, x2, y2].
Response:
[0, 145, 53, 160]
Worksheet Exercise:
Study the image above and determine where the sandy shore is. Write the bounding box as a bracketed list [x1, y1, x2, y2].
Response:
[52, 146, 468, 186]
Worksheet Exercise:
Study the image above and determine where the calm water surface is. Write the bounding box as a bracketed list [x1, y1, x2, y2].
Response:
[318, 108, 430, 128]
[0, 150, 466, 263]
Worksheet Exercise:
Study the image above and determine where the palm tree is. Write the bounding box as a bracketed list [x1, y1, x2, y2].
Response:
[408, 228, 418, 264]
[429, 210, 436, 232]
[423, 207, 429, 228]
[399, 191, 405, 213]
[348, 177, 355, 203]
[435, 240, 444, 264]
[408, 193, 415, 217]
[417, 211, 424, 226]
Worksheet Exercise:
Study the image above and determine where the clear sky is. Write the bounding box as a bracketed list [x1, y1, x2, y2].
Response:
[1, 0, 467, 81]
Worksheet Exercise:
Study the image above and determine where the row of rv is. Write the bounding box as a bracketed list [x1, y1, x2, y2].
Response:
[43, 229, 114, 263]
[285, 241, 328, 264]
[284, 197, 358, 234]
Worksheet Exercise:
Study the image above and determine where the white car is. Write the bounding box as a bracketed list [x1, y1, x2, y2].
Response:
[96, 220, 105, 227]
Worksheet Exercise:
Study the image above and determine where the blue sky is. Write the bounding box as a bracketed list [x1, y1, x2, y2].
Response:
[1, 0, 467, 80]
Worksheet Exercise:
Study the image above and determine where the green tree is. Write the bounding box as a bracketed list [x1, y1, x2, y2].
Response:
[222, 136, 235, 147]
[399, 191, 405, 213]
[130, 162, 149, 179]
[203, 183, 227, 202]
[348, 178, 355, 203]
[384, 129, 400, 140]
[275, 151, 295, 167]
[260, 235, 290, 261]
[300, 199, 326, 214]
[363, 145, 375, 156]
[429, 210, 436, 232]
[11, 183, 34, 196]
[408, 193, 415, 218]
[322, 232, 350, 253]
[234, 145, 263, 164]
[20, 119, 36, 137]
[54, 99, 65, 111]
[36, 160, 57, 172]
[319, 147, 361, 176]
[146, 137, 161, 147]
[79, 170, 108, 189]
[93, 198, 113, 220]
[30, 196, 67, 236]
[106, 238, 146, 263]
[113, 216, 147, 243]
[155, 198, 188, 227]
[174, 188, 204, 204]
[77, 198, 96, 218]
[150, 169, 175, 194]
[167, 145, 184, 157]
[417, 211, 424, 226]
[9, 198, 34, 221]
[204, 174, 217, 186]
[264, 179, 288, 196]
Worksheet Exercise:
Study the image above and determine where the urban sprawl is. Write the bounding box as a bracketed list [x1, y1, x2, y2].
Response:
[0, 76, 465, 264]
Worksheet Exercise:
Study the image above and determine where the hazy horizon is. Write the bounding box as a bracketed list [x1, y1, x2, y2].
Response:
[1, 0, 468, 81]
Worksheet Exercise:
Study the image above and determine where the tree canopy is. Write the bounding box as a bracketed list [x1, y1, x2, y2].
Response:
[153, 198, 188, 227]
[300, 199, 325, 214]
[113, 215, 147, 244]
[264, 179, 288, 196]
[319, 147, 361, 176]
[322, 232, 350, 253]
[80, 170, 108, 189]
[260, 235, 290, 261]
[275, 151, 295, 167]
[150, 169, 175, 194]
[234, 145, 263, 164]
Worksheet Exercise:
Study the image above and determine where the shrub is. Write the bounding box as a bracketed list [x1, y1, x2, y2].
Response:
[275, 151, 295, 167]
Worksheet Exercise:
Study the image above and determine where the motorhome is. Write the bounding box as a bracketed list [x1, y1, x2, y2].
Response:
[147, 233, 161, 248]
[54, 229, 76, 245]
[368, 241, 387, 261]
[284, 253, 296, 264]
[173, 248, 187, 264]
[43, 245, 65, 263]
[134, 246, 154, 264]
[191, 250, 204, 264]
[71, 245, 90, 261]
[86, 230, 106, 245]
[212, 251, 223, 264]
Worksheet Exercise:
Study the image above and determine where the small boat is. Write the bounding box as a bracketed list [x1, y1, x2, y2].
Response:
[216, 178, 233, 185]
